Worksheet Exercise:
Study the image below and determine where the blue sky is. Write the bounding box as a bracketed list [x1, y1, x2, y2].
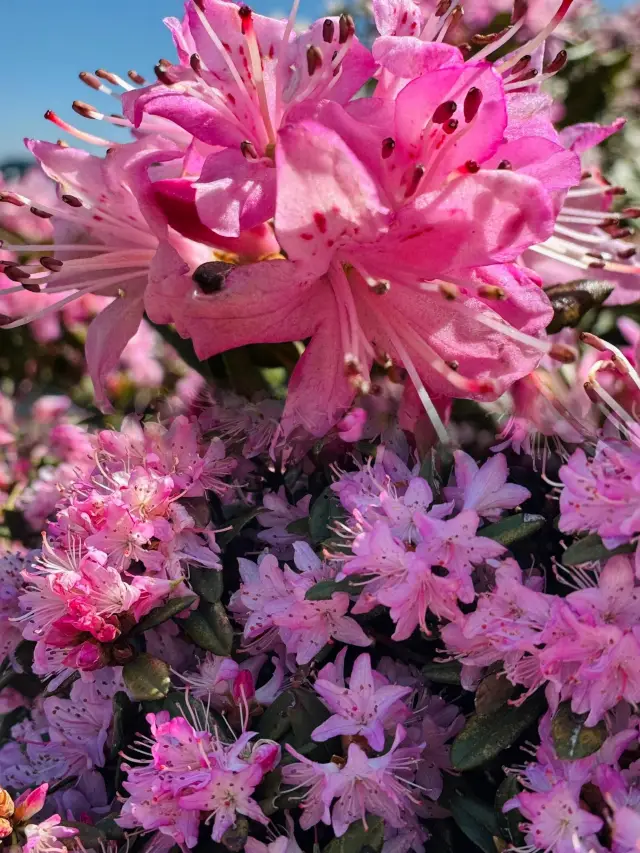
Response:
[0, 0, 322, 162]
[0, 0, 628, 163]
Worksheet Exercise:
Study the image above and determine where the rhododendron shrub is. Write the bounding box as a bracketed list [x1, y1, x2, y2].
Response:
[4, 0, 640, 851]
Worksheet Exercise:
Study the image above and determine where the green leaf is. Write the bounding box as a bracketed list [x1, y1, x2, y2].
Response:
[305, 575, 371, 601]
[285, 517, 311, 536]
[287, 688, 330, 748]
[451, 691, 545, 771]
[309, 486, 343, 544]
[189, 567, 224, 604]
[545, 279, 616, 334]
[562, 533, 635, 566]
[123, 654, 171, 701]
[495, 776, 526, 848]
[420, 661, 462, 685]
[182, 602, 234, 656]
[322, 816, 384, 853]
[474, 672, 515, 715]
[449, 792, 500, 853]
[221, 817, 249, 852]
[218, 508, 261, 547]
[480, 513, 545, 547]
[551, 701, 607, 760]
[109, 691, 136, 762]
[132, 595, 197, 634]
[258, 689, 296, 742]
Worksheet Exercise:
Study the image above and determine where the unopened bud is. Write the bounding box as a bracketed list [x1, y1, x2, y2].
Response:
[0, 788, 14, 819]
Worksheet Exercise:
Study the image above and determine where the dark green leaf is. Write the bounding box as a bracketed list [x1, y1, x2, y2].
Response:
[451, 691, 546, 771]
[287, 688, 330, 747]
[94, 816, 126, 842]
[109, 691, 136, 762]
[545, 280, 616, 334]
[449, 792, 500, 853]
[495, 776, 526, 848]
[182, 602, 234, 656]
[285, 517, 311, 536]
[480, 513, 545, 547]
[562, 533, 635, 566]
[420, 661, 462, 685]
[474, 672, 515, 715]
[322, 816, 384, 853]
[132, 595, 197, 634]
[309, 486, 343, 544]
[305, 575, 371, 601]
[189, 567, 224, 604]
[123, 654, 171, 701]
[259, 689, 295, 742]
[218, 508, 261, 547]
[551, 701, 607, 760]
[221, 817, 249, 852]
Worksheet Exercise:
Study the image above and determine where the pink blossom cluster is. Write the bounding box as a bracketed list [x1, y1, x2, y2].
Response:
[230, 544, 371, 663]
[0, 782, 79, 853]
[16, 414, 235, 678]
[442, 554, 640, 725]
[118, 712, 281, 846]
[0, 393, 93, 530]
[504, 710, 640, 853]
[332, 446, 528, 638]
[559, 438, 640, 563]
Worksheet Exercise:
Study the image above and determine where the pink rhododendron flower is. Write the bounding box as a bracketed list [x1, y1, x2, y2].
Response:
[444, 450, 531, 521]
[312, 651, 411, 749]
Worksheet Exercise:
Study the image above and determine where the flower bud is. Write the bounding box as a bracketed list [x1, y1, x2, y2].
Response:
[0, 788, 14, 819]
[0, 818, 12, 839]
[13, 784, 48, 823]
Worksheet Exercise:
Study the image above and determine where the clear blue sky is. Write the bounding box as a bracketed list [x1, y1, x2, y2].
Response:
[0, 0, 628, 163]
[0, 0, 323, 162]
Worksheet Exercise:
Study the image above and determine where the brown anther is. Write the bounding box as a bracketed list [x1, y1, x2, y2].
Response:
[30, 207, 53, 219]
[371, 279, 391, 295]
[588, 260, 606, 269]
[388, 365, 408, 384]
[463, 87, 483, 122]
[3, 265, 31, 282]
[439, 282, 458, 300]
[95, 68, 120, 85]
[241, 140, 258, 159]
[435, 0, 452, 15]
[339, 13, 354, 43]
[323, 18, 335, 42]
[432, 100, 457, 123]
[581, 170, 592, 180]
[458, 42, 472, 57]
[0, 192, 25, 207]
[511, 0, 528, 24]
[465, 160, 480, 173]
[238, 4, 253, 33]
[549, 343, 577, 364]
[449, 5, 464, 27]
[404, 164, 425, 198]
[444, 118, 458, 134]
[478, 285, 505, 299]
[344, 354, 364, 377]
[193, 261, 235, 294]
[57, 139, 69, 148]
[543, 49, 567, 75]
[381, 137, 395, 159]
[306, 45, 323, 76]
[507, 55, 531, 76]
[583, 381, 600, 405]
[618, 247, 637, 259]
[21, 280, 42, 293]
[609, 186, 626, 196]
[190, 53, 204, 75]
[622, 208, 640, 218]
[445, 360, 459, 370]
[513, 68, 539, 82]
[128, 70, 147, 85]
[61, 194, 83, 208]
[471, 27, 508, 45]
[79, 71, 102, 90]
[497, 160, 513, 170]
[154, 63, 174, 85]
[40, 256, 63, 271]
[72, 100, 97, 119]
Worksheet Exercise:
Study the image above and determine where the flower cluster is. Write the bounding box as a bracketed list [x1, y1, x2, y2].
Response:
[17, 414, 234, 678]
[118, 711, 280, 846]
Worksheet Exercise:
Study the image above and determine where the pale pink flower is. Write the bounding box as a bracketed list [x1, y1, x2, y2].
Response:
[22, 815, 78, 853]
[257, 488, 312, 558]
[444, 450, 531, 521]
[312, 651, 411, 750]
